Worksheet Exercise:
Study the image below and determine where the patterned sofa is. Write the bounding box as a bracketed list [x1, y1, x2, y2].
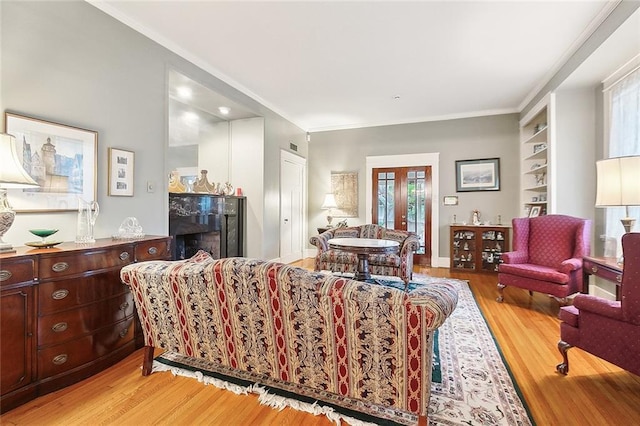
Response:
[120, 252, 459, 425]
[309, 224, 420, 285]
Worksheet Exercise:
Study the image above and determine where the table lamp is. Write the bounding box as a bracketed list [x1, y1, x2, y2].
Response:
[595, 155, 640, 234]
[0, 133, 39, 253]
[321, 193, 338, 227]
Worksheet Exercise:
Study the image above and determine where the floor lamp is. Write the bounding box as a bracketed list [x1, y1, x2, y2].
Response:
[595, 155, 640, 262]
[0, 133, 39, 253]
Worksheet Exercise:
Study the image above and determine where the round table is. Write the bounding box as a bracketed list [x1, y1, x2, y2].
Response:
[327, 237, 400, 281]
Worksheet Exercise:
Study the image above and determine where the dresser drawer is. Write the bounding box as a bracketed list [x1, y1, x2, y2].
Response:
[39, 247, 134, 280]
[38, 293, 134, 346]
[38, 269, 128, 315]
[37, 317, 134, 379]
[583, 259, 623, 283]
[135, 238, 170, 262]
[0, 257, 35, 287]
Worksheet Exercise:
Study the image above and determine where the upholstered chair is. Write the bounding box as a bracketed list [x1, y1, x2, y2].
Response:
[556, 232, 640, 376]
[497, 215, 592, 304]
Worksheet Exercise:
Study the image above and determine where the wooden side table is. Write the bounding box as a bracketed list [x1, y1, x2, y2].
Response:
[582, 256, 623, 301]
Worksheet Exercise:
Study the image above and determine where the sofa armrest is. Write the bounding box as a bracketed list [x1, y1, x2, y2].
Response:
[502, 250, 527, 264]
[309, 229, 335, 253]
[408, 281, 459, 330]
[559, 258, 582, 274]
[574, 294, 623, 321]
[400, 233, 420, 255]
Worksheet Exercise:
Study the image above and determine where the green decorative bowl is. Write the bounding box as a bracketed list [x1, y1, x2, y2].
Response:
[29, 229, 59, 239]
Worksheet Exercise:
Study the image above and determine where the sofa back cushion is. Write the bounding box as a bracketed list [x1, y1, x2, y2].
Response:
[528, 215, 588, 269]
[333, 226, 360, 238]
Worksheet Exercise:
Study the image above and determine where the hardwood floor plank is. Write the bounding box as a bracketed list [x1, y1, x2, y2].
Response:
[2, 260, 639, 425]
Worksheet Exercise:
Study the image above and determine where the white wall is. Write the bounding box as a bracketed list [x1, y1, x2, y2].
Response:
[308, 114, 520, 260]
[230, 118, 265, 258]
[199, 121, 230, 184]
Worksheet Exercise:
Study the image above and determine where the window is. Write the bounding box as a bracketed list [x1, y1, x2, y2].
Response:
[604, 66, 640, 257]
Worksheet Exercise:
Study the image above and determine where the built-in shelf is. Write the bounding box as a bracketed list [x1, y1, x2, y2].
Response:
[520, 93, 554, 217]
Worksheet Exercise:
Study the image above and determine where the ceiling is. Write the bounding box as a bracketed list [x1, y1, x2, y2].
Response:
[91, 1, 639, 132]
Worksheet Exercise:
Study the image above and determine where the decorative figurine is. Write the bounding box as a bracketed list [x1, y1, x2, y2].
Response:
[472, 209, 481, 226]
[168, 170, 186, 193]
[193, 170, 217, 194]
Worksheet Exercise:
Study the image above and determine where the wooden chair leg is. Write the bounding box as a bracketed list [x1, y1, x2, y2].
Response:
[418, 414, 427, 426]
[496, 283, 506, 302]
[142, 345, 155, 376]
[556, 340, 572, 375]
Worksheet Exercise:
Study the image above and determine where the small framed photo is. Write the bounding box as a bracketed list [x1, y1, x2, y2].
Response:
[108, 148, 134, 196]
[529, 206, 541, 218]
[455, 158, 500, 192]
[443, 196, 458, 206]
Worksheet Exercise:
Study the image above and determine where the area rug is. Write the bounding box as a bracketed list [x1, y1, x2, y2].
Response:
[152, 275, 533, 426]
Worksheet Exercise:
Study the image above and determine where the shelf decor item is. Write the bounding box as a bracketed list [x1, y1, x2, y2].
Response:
[455, 158, 500, 192]
[25, 228, 61, 248]
[108, 148, 134, 196]
[4, 112, 98, 212]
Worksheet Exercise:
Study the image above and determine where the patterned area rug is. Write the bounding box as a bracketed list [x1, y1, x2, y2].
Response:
[153, 275, 533, 426]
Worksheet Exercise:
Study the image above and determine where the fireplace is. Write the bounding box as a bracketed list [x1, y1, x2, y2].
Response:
[169, 193, 246, 260]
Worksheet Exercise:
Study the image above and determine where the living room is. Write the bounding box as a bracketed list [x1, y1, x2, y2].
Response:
[1, 1, 639, 424]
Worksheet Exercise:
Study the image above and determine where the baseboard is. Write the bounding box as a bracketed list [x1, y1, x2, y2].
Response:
[438, 257, 450, 268]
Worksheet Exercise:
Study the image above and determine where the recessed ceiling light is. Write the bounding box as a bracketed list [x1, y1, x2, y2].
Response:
[218, 106, 231, 115]
[177, 86, 192, 99]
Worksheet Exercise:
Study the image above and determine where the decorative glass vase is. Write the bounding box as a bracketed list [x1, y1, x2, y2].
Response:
[75, 198, 99, 243]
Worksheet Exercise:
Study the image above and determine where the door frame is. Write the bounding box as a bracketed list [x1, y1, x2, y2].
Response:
[366, 153, 440, 267]
[279, 149, 307, 264]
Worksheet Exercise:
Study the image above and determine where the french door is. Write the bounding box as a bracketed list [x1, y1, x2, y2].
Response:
[372, 166, 432, 266]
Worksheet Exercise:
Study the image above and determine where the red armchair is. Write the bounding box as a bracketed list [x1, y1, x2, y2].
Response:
[497, 215, 592, 304]
[556, 232, 640, 376]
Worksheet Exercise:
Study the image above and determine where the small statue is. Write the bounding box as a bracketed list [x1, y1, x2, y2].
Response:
[168, 170, 186, 193]
[193, 170, 217, 194]
[472, 209, 481, 226]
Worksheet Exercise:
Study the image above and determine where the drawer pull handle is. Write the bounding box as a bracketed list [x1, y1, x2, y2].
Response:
[52, 322, 68, 332]
[148, 246, 158, 255]
[0, 270, 12, 282]
[591, 266, 598, 273]
[52, 262, 69, 273]
[52, 289, 69, 300]
[119, 252, 130, 261]
[616, 275, 622, 283]
[119, 328, 128, 338]
[120, 302, 130, 311]
[52, 354, 68, 365]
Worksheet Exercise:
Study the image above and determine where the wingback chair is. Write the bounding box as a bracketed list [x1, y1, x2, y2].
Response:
[497, 215, 592, 304]
[556, 232, 640, 376]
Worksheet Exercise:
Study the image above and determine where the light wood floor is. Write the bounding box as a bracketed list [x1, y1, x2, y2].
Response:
[2, 260, 640, 425]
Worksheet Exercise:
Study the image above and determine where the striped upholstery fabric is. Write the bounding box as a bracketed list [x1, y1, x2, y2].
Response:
[121, 254, 459, 422]
[309, 224, 420, 284]
[558, 233, 640, 376]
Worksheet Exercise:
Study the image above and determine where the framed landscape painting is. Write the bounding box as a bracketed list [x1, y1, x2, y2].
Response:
[5, 112, 98, 212]
[455, 158, 500, 192]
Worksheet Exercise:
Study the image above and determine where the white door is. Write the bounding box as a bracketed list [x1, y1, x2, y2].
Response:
[280, 151, 306, 264]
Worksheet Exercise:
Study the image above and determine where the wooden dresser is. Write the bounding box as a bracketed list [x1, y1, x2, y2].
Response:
[0, 236, 171, 413]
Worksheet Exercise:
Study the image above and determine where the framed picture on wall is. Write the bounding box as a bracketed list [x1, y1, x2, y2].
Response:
[108, 148, 134, 196]
[529, 206, 541, 218]
[455, 158, 501, 192]
[4, 112, 98, 212]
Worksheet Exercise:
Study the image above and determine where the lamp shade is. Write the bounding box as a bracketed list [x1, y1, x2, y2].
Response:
[595, 156, 640, 207]
[0, 133, 38, 188]
[321, 193, 338, 209]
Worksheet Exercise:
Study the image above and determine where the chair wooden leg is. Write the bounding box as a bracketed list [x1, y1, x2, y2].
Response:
[142, 345, 155, 376]
[556, 340, 572, 375]
[418, 414, 427, 426]
[496, 283, 506, 302]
